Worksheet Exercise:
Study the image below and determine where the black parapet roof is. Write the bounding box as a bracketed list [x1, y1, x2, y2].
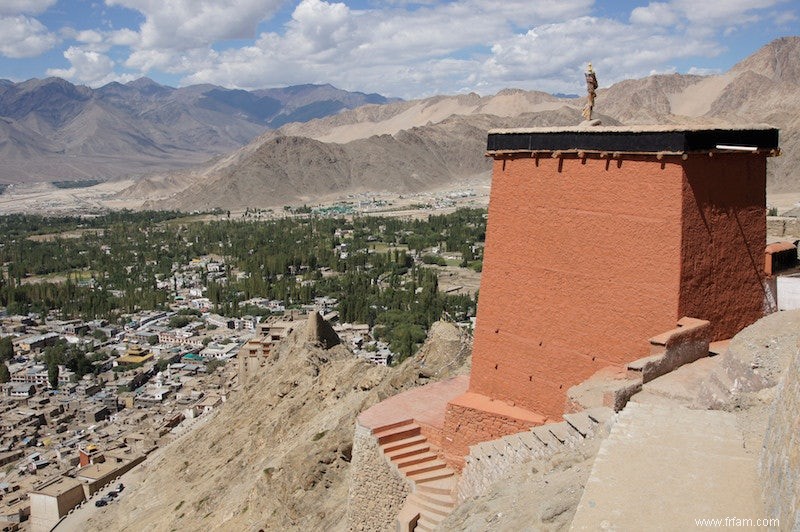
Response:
[486, 125, 780, 154]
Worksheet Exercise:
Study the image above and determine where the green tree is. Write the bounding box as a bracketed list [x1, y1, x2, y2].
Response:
[0, 336, 13, 362]
[48, 362, 59, 389]
[206, 358, 226, 373]
[0, 362, 10, 383]
[148, 335, 159, 345]
[168, 315, 192, 329]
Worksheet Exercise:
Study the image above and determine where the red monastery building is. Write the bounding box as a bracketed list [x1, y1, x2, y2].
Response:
[350, 124, 780, 529]
[438, 125, 780, 462]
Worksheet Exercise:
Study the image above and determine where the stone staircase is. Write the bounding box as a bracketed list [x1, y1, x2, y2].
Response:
[458, 407, 614, 502]
[371, 420, 458, 531]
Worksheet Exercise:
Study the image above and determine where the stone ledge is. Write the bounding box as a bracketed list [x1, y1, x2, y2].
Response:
[633, 317, 711, 384]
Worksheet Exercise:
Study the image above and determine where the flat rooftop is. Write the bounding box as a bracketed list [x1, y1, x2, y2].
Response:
[486, 124, 780, 154]
[30, 475, 83, 497]
[75, 458, 131, 481]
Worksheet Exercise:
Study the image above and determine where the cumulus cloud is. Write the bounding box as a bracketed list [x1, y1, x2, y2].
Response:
[182, 0, 732, 97]
[181, 0, 595, 95]
[46, 46, 134, 86]
[59, 27, 113, 52]
[477, 15, 724, 94]
[630, 2, 680, 26]
[0, 15, 58, 58]
[108, 28, 140, 47]
[22, 0, 790, 97]
[76, 30, 105, 44]
[125, 47, 217, 74]
[0, 0, 57, 16]
[286, 0, 354, 57]
[104, 0, 285, 50]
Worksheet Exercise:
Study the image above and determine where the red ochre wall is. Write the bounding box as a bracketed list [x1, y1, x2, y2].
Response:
[678, 155, 767, 341]
[467, 154, 685, 419]
[461, 153, 767, 422]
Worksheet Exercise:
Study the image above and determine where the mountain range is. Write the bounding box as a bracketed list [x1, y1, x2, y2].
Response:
[1, 37, 799, 211]
[0, 78, 392, 183]
[123, 36, 800, 212]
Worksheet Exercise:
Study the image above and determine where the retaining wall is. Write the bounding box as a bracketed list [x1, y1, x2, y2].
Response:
[767, 216, 800, 238]
[760, 343, 800, 530]
[347, 422, 411, 532]
[442, 395, 543, 469]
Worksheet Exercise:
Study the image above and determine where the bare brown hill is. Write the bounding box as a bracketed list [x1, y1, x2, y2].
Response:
[278, 90, 562, 144]
[597, 74, 705, 124]
[729, 36, 800, 83]
[117, 37, 800, 212]
[83, 320, 471, 531]
[137, 108, 603, 211]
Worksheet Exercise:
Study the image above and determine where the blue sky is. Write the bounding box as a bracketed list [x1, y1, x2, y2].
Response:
[0, 0, 797, 98]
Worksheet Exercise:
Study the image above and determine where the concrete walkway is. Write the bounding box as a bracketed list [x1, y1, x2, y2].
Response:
[571, 402, 766, 531]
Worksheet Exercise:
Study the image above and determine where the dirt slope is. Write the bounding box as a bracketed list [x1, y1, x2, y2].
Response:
[85, 320, 471, 531]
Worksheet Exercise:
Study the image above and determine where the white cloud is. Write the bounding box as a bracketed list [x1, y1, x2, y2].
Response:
[477, 15, 723, 94]
[687, 66, 722, 76]
[0, 15, 58, 58]
[60, 27, 112, 52]
[108, 28, 140, 47]
[104, 0, 285, 50]
[180, 0, 595, 96]
[0, 0, 57, 16]
[286, 0, 354, 56]
[18, 0, 784, 98]
[125, 47, 217, 74]
[76, 30, 105, 44]
[46, 46, 133, 87]
[46, 46, 110, 80]
[630, 2, 680, 26]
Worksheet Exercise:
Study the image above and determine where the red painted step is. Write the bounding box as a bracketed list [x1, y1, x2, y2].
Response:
[373, 423, 421, 445]
[402, 459, 447, 477]
[381, 434, 426, 453]
[384, 442, 430, 460]
[394, 451, 437, 468]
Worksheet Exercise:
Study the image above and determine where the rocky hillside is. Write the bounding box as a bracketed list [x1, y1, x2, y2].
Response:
[121, 37, 800, 211]
[131, 107, 603, 211]
[84, 320, 471, 531]
[0, 78, 392, 183]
